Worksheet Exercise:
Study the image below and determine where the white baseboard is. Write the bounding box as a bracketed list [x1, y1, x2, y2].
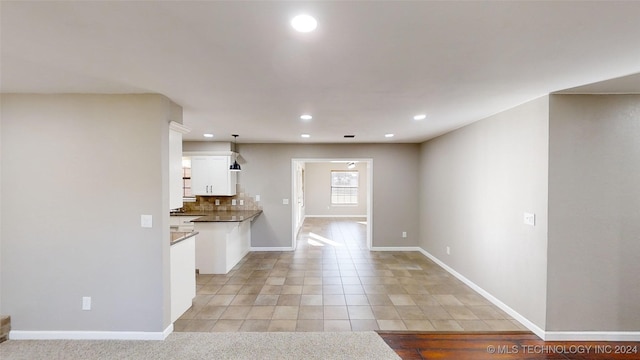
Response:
[370, 246, 422, 252]
[418, 248, 546, 339]
[250, 247, 294, 251]
[544, 331, 640, 342]
[418, 248, 640, 341]
[163, 323, 174, 339]
[9, 324, 173, 341]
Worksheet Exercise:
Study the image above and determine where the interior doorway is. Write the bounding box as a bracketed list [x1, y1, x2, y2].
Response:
[291, 158, 373, 250]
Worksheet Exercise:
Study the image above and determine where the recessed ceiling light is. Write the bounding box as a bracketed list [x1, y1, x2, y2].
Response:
[413, 114, 427, 121]
[203, 133, 214, 138]
[385, 133, 395, 138]
[301, 134, 311, 138]
[300, 114, 313, 120]
[291, 14, 317, 32]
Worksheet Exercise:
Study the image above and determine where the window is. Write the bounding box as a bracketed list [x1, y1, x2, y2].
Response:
[182, 157, 193, 198]
[331, 171, 358, 205]
[182, 166, 192, 197]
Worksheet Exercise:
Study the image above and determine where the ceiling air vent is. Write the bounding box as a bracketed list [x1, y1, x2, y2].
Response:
[344, 135, 355, 138]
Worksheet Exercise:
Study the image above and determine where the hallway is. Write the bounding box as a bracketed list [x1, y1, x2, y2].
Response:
[174, 217, 527, 332]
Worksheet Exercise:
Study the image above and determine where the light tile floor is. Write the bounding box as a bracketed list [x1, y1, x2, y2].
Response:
[174, 217, 528, 332]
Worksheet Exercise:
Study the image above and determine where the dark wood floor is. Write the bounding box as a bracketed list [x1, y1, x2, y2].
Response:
[377, 331, 640, 360]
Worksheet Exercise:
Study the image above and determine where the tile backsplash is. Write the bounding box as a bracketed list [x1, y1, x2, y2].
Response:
[182, 186, 262, 212]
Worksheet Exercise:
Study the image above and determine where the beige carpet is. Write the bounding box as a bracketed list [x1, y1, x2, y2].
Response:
[0, 332, 401, 360]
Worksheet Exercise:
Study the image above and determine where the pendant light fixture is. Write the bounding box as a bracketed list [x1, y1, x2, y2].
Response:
[230, 134, 241, 172]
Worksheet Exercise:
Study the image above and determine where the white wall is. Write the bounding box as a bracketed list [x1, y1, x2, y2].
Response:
[419, 96, 550, 330]
[547, 94, 640, 332]
[0, 94, 179, 334]
[304, 162, 368, 217]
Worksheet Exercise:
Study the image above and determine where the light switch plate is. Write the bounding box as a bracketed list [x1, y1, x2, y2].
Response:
[141, 214, 153, 228]
[282, 198, 289, 205]
[82, 296, 91, 310]
[524, 213, 535, 226]
[255, 195, 261, 202]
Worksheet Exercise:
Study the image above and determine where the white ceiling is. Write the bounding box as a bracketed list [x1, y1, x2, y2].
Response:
[2, 1, 639, 143]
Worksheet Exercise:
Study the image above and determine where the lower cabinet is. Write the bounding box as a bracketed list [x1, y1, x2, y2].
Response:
[194, 221, 251, 274]
[170, 236, 196, 323]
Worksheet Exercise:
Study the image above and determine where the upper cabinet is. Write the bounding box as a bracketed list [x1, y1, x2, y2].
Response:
[169, 122, 191, 209]
[190, 155, 237, 196]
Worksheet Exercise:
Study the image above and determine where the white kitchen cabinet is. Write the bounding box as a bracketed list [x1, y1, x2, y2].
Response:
[190, 156, 237, 196]
[169, 122, 190, 209]
[194, 221, 252, 274]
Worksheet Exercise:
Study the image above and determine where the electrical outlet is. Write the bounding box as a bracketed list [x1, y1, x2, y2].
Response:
[82, 296, 91, 310]
[446, 246, 450, 255]
[524, 212, 536, 226]
[282, 198, 289, 205]
[402, 231, 407, 238]
[231, 199, 237, 206]
[215, 199, 220, 206]
[255, 195, 260, 202]
[239, 199, 244, 206]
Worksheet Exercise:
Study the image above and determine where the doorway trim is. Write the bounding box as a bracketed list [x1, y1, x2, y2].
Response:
[291, 158, 373, 250]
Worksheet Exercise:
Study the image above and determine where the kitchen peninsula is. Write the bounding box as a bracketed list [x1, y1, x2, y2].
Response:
[171, 210, 262, 274]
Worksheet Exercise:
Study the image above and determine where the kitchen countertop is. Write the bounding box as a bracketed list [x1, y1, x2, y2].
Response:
[170, 231, 198, 246]
[170, 210, 263, 223]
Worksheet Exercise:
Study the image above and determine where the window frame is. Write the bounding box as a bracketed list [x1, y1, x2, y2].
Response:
[330, 170, 359, 205]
